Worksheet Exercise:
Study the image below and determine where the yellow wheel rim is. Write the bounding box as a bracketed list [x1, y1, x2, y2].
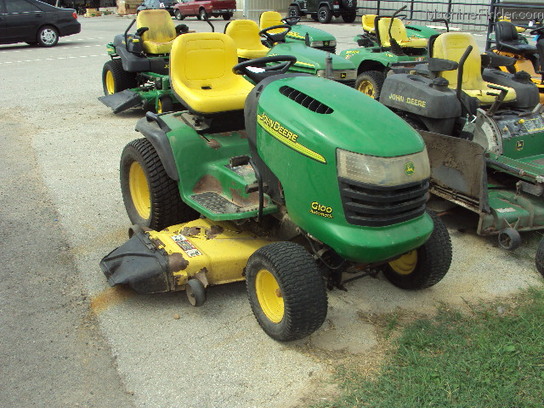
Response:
[357, 79, 375, 98]
[156, 99, 163, 113]
[255, 269, 284, 323]
[105, 70, 115, 95]
[128, 161, 151, 220]
[389, 250, 418, 275]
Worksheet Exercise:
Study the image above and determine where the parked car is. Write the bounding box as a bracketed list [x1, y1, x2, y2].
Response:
[137, 0, 178, 16]
[0, 0, 81, 47]
[288, 0, 357, 23]
[173, 0, 236, 21]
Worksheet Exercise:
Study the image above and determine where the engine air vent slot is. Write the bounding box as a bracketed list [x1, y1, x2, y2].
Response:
[279, 86, 333, 114]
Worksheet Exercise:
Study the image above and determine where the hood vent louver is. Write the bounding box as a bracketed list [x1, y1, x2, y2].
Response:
[279, 86, 334, 114]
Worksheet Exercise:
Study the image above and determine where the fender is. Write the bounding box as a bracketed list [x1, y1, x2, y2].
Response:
[135, 112, 179, 181]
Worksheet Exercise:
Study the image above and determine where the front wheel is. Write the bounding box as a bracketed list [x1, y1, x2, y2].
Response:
[174, 9, 184, 20]
[120, 138, 198, 230]
[198, 8, 207, 20]
[288, 6, 300, 18]
[222, 13, 232, 20]
[245, 242, 328, 341]
[383, 211, 452, 290]
[342, 12, 356, 23]
[318, 6, 332, 23]
[355, 70, 385, 99]
[37, 26, 58, 47]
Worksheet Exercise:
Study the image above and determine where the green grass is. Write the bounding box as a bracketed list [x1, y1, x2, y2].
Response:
[317, 288, 544, 408]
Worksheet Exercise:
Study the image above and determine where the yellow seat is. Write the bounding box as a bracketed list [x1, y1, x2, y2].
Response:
[362, 14, 376, 33]
[377, 17, 427, 48]
[433, 32, 517, 105]
[259, 11, 283, 32]
[224, 19, 270, 59]
[170, 32, 254, 114]
[137, 9, 177, 54]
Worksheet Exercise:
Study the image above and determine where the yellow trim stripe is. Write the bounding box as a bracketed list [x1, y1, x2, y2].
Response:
[257, 113, 326, 163]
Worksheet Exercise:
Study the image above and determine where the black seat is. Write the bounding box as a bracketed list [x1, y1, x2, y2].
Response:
[495, 21, 537, 56]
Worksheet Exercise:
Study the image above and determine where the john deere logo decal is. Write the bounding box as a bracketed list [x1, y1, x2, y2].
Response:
[516, 140, 524, 151]
[257, 112, 326, 163]
[405, 161, 415, 175]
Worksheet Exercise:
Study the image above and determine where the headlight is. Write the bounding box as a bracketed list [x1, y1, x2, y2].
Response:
[316, 69, 357, 80]
[311, 41, 324, 47]
[337, 148, 430, 186]
[310, 40, 336, 48]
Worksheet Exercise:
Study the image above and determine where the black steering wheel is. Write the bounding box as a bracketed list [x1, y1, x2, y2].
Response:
[281, 16, 300, 26]
[233, 55, 297, 84]
[259, 24, 291, 46]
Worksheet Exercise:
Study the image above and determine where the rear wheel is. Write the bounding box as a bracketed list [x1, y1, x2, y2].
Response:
[37, 25, 58, 47]
[383, 211, 452, 289]
[246, 242, 328, 341]
[342, 12, 356, 23]
[120, 138, 198, 230]
[198, 8, 207, 20]
[102, 59, 137, 95]
[174, 9, 184, 20]
[355, 70, 385, 99]
[318, 6, 332, 23]
[223, 13, 232, 20]
[288, 6, 300, 18]
[156, 95, 173, 113]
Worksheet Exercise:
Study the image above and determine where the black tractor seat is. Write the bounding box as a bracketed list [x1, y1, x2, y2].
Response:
[495, 21, 537, 56]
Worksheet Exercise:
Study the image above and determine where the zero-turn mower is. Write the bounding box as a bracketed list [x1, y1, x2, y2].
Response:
[340, 6, 438, 98]
[99, 9, 197, 114]
[489, 20, 544, 103]
[378, 30, 544, 275]
[100, 32, 452, 341]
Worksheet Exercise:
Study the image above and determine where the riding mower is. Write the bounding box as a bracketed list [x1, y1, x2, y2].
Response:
[100, 32, 452, 341]
[340, 7, 438, 98]
[99, 9, 197, 114]
[259, 11, 337, 53]
[378, 30, 544, 275]
[489, 20, 544, 103]
[225, 18, 356, 86]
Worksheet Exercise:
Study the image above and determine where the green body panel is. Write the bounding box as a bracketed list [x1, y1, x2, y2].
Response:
[286, 24, 335, 43]
[253, 76, 431, 262]
[160, 113, 276, 220]
[340, 47, 423, 71]
[501, 130, 544, 160]
[479, 188, 544, 234]
[269, 42, 354, 74]
[405, 24, 440, 39]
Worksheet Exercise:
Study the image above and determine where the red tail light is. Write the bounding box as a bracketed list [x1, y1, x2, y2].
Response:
[72, 11, 78, 19]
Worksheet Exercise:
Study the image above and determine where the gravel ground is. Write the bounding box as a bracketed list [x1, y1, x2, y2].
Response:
[0, 14, 542, 408]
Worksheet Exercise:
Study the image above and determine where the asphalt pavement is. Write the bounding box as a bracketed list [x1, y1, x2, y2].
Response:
[0, 14, 541, 408]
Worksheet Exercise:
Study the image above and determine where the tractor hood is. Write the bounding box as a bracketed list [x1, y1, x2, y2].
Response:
[287, 24, 336, 44]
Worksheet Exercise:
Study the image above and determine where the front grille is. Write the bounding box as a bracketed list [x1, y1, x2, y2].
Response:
[317, 45, 336, 54]
[339, 178, 429, 227]
[280, 86, 334, 114]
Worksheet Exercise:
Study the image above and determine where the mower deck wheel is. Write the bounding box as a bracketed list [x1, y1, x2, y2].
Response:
[497, 228, 521, 251]
[120, 138, 198, 230]
[186, 279, 206, 306]
[383, 211, 452, 289]
[102, 59, 137, 96]
[245, 242, 328, 341]
[355, 70, 385, 100]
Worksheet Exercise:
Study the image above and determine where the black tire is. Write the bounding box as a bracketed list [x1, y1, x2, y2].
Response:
[156, 95, 174, 113]
[497, 228, 521, 250]
[37, 25, 59, 47]
[246, 242, 328, 341]
[222, 13, 232, 20]
[198, 8, 207, 20]
[535, 237, 544, 278]
[102, 59, 137, 96]
[355, 70, 385, 99]
[318, 6, 332, 24]
[288, 6, 300, 18]
[120, 138, 198, 230]
[342, 12, 356, 23]
[383, 211, 452, 290]
[174, 9, 184, 20]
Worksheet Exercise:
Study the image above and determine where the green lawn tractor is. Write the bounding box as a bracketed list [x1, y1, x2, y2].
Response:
[100, 32, 452, 341]
[259, 11, 338, 53]
[340, 7, 439, 98]
[225, 19, 356, 87]
[99, 8, 195, 114]
[378, 31, 544, 275]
